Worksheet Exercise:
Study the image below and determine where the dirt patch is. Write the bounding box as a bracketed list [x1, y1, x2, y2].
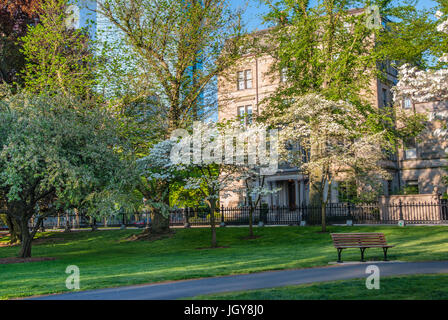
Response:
[125, 230, 176, 242]
[195, 246, 230, 250]
[0, 257, 56, 265]
[240, 235, 262, 240]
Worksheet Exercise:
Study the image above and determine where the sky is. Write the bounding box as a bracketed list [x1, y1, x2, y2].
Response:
[230, 0, 440, 32]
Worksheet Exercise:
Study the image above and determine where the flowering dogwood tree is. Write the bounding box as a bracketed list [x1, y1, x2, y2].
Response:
[137, 139, 188, 234]
[239, 169, 280, 238]
[170, 121, 279, 246]
[263, 94, 393, 232]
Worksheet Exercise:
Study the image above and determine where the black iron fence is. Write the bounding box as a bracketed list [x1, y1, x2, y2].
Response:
[173, 201, 448, 226]
[2, 201, 447, 231]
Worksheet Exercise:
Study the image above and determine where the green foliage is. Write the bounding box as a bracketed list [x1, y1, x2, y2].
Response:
[98, 0, 248, 132]
[0, 87, 136, 218]
[375, 0, 442, 68]
[390, 184, 419, 196]
[261, 0, 378, 103]
[20, 0, 96, 97]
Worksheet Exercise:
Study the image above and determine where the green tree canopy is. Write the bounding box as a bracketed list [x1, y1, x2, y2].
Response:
[0, 88, 136, 257]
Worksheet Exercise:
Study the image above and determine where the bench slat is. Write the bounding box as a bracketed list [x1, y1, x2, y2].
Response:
[331, 232, 391, 248]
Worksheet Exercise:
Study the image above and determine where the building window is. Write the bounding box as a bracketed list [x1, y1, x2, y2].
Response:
[405, 148, 417, 159]
[382, 88, 388, 107]
[404, 180, 419, 195]
[280, 67, 288, 82]
[237, 70, 252, 90]
[387, 180, 393, 195]
[237, 105, 253, 125]
[338, 180, 357, 203]
[404, 137, 417, 160]
[403, 98, 412, 109]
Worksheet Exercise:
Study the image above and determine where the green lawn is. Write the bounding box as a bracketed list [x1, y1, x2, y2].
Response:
[189, 274, 448, 300]
[1, 226, 448, 299]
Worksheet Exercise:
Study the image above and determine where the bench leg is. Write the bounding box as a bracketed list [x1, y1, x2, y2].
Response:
[337, 248, 343, 263]
[383, 247, 389, 261]
[360, 248, 366, 262]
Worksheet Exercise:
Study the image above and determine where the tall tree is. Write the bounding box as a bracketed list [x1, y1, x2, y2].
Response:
[97, 0, 248, 233]
[263, 94, 393, 232]
[20, 0, 96, 97]
[0, 88, 135, 258]
[393, 6, 448, 103]
[259, 0, 430, 208]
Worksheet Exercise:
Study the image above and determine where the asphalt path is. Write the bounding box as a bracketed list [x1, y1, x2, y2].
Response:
[31, 261, 448, 300]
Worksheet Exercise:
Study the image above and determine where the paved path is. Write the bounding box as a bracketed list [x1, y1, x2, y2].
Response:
[32, 261, 448, 300]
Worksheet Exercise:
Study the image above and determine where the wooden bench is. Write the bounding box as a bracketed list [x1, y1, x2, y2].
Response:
[330, 233, 395, 263]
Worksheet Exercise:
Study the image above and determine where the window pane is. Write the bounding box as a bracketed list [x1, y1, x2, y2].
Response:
[404, 98, 412, 109]
[237, 71, 244, 90]
[281, 67, 287, 82]
[238, 106, 245, 117]
[404, 180, 419, 195]
[246, 106, 253, 124]
[405, 148, 417, 159]
[245, 70, 252, 89]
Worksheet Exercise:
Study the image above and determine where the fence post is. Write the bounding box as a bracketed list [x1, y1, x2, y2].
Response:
[437, 192, 442, 222]
[220, 205, 226, 227]
[39, 215, 46, 232]
[64, 211, 71, 232]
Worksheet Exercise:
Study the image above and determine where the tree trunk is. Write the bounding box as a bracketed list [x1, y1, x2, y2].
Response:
[18, 219, 32, 258]
[75, 209, 79, 229]
[210, 201, 217, 248]
[249, 206, 254, 237]
[5, 215, 21, 244]
[64, 212, 71, 232]
[152, 209, 170, 234]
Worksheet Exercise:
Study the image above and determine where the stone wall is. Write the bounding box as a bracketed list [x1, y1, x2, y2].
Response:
[378, 194, 441, 221]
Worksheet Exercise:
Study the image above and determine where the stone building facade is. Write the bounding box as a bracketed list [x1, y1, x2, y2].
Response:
[217, 29, 405, 207]
[398, 100, 448, 195]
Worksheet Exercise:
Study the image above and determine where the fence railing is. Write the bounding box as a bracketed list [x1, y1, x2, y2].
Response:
[2, 201, 447, 231]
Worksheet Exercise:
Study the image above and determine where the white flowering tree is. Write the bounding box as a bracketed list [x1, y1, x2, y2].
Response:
[137, 140, 188, 234]
[172, 120, 279, 246]
[178, 122, 242, 248]
[183, 165, 242, 247]
[393, 10, 448, 103]
[263, 94, 393, 232]
[239, 169, 280, 238]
